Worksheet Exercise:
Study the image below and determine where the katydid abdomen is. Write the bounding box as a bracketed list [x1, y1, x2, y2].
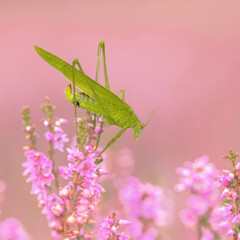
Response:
[65, 85, 142, 129]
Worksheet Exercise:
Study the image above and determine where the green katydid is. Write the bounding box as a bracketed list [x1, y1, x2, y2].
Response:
[34, 40, 204, 155]
[35, 41, 158, 155]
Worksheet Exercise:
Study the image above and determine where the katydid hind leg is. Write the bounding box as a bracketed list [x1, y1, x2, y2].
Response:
[116, 89, 125, 101]
[95, 41, 110, 90]
[97, 127, 128, 156]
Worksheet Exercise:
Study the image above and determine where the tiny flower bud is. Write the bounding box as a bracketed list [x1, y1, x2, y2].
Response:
[25, 126, 32, 131]
[118, 219, 131, 226]
[66, 215, 77, 225]
[60, 118, 68, 124]
[81, 189, 92, 198]
[54, 126, 63, 133]
[77, 215, 88, 225]
[25, 134, 31, 140]
[236, 162, 240, 170]
[22, 146, 31, 151]
[84, 232, 93, 239]
[38, 199, 45, 207]
[72, 230, 80, 235]
[45, 132, 53, 142]
[43, 120, 49, 126]
[59, 187, 70, 198]
[55, 120, 61, 126]
[87, 219, 96, 224]
[77, 117, 82, 123]
[51, 204, 64, 216]
[85, 145, 94, 152]
[98, 168, 108, 176]
[58, 225, 63, 232]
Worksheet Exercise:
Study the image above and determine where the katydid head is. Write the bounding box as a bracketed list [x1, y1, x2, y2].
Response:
[133, 123, 144, 140]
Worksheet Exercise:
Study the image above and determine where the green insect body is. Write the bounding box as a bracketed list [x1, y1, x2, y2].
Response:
[65, 85, 142, 132]
[35, 42, 146, 154]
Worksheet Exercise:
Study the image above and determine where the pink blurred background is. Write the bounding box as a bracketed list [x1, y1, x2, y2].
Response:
[1, 0, 240, 239]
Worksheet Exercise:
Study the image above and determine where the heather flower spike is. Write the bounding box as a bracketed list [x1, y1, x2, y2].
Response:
[176, 156, 221, 239]
[119, 176, 173, 239]
[22, 98, 108, 239]
[22, 107, 38, 150]
[216, 149, 240, 239]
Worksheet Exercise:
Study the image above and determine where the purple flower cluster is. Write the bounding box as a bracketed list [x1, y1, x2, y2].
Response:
[22, 99, 115, 239]
[56, 146, 108, 239]
[23, 118, 108, 239]
[119, 176, 173, 239]
[215, 150, 240, 238]
[99, 213, 130, 240]
[44, 118, 69, 152]
[0, 218, 31, 240]
[175, 156, 221, 239]
[23, 150, 55, 200]
[0, 177, 31, 240]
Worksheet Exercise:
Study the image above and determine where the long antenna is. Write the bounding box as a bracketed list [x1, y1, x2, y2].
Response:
[143, 33, 236, 128]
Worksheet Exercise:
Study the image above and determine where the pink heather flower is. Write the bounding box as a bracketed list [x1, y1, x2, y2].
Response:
[22, 150, 55, 200]
[44, 118, 69, 152]
[227, 229, 234, 236]
[232, 214, 240, 223]
[59, 185, 71, 198]
[220, 188, 237, 201]
[67, 147, 84, 162]
[180, 209, 198, 227]
[215, 153, 240, 238]
[52, 130, 69, 152]
[216, 170, 234, 187]
[0, 218, 31, 240]
[119, 177, 172, 239]
[235, 162, 240, 170]
[58, 147, 107, 233]
[176, 156, 220, 237]
[209, 205, 232, 233]
[99, 214, 130, 240]
[176, 156, 218, 194]
[44, 132, 53, 142]
[201, 228, 214, 240]
[188, 195, 211, 216]
[41, 193, 65, 237]
[94, 126, 104, 134]
[58, 166, 69, 180]
[55, 118, 68, 125]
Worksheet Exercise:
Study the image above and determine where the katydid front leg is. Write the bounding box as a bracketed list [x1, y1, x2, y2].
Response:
[95, 41, 110, 89]
[97, 127, 128, 156]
